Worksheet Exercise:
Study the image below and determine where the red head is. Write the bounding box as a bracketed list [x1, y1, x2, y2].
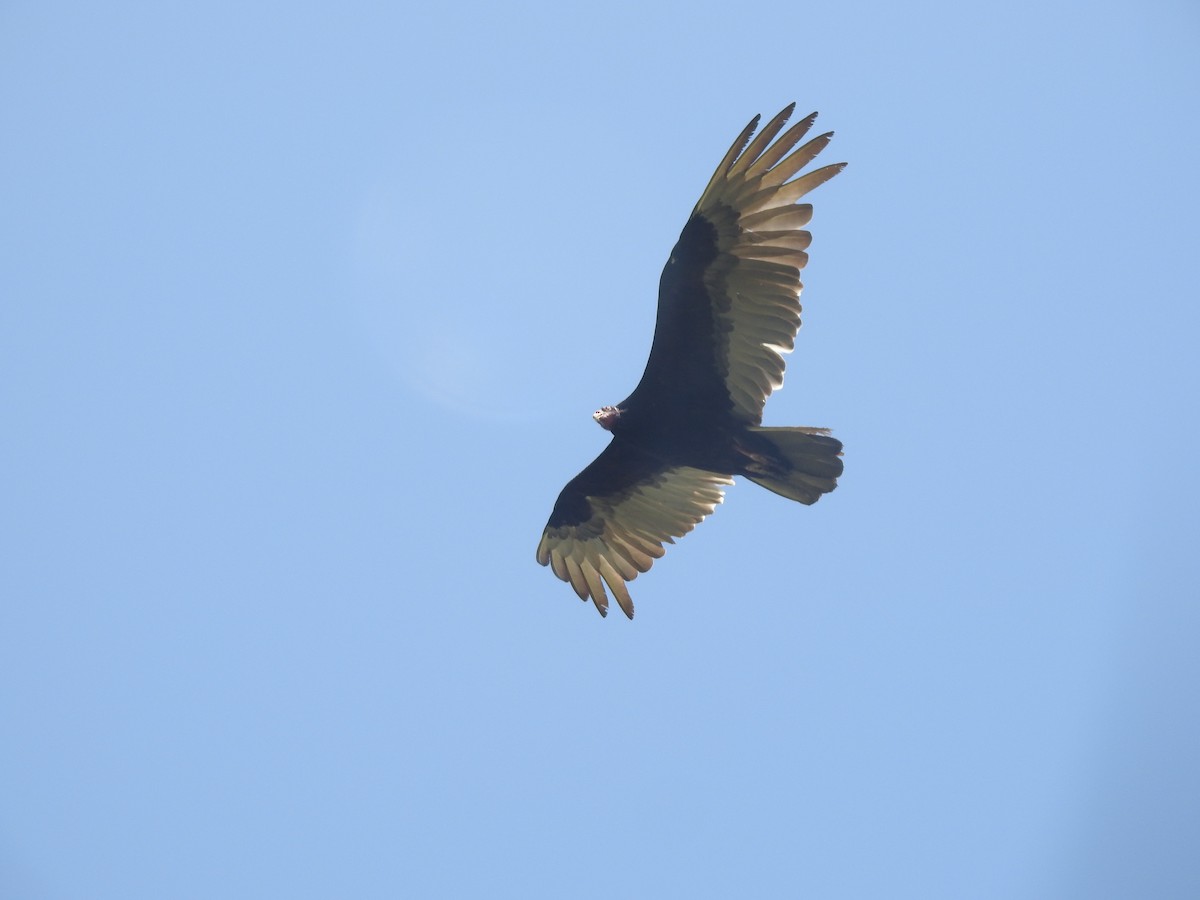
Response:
[593, 406, 622, 431]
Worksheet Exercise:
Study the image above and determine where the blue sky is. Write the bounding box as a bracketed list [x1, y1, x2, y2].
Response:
[3, 1, 1198, 897]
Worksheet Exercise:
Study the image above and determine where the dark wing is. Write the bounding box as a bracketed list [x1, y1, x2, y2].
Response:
[536, 438, 732, 618]
[623, 104, 845, 425]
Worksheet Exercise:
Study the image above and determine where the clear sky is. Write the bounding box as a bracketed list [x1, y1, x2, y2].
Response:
[3, 1, 1198, 897]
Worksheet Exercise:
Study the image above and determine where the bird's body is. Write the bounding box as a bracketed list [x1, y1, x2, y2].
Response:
[537, 105, 845, 618]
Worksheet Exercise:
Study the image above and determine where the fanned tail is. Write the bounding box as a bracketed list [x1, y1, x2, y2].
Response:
[740, 426, 843, 505]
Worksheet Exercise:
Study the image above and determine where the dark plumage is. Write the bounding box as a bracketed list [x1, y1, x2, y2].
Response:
[537, 105, 846, 618]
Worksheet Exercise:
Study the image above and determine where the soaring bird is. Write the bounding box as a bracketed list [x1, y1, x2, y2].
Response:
[537, 104, 845, 618]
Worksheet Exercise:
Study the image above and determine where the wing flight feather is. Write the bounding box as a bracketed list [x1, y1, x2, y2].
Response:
[693, 108, 845, 423]
[537, 454, 732, 619]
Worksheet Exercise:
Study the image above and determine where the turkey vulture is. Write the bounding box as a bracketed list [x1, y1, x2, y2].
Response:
[536, 104, 845, 618]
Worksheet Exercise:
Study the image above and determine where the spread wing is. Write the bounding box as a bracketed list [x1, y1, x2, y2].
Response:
[536, 438, 733, 619]
[624, 104, 845, 424]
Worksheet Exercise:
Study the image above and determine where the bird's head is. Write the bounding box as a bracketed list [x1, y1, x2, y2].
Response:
[593, 406, 622, 431]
